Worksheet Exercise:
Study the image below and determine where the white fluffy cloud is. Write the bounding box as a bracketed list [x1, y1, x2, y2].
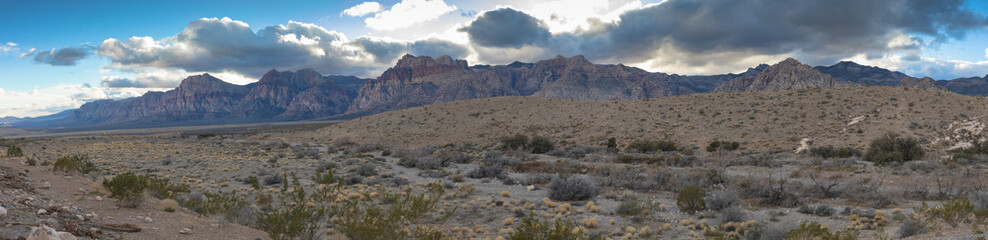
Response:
[98, 17, 468, 79]
[365, 0, 457, 31]
[101, 68, 255, 88]
[342, 2, 384, 17]
[0, 42, 16, 52]
[0, 84, 157, 118]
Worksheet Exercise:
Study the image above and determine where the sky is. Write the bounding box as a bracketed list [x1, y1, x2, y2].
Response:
[1, 0, 987, 118]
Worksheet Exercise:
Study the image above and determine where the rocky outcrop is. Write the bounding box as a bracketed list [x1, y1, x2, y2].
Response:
[715, 58, 852, 92]
[900, 76, 947, 90]
[815, 61, 909, 86]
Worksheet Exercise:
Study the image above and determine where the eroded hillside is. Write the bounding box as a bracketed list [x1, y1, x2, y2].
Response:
[303, 86, 988, 152]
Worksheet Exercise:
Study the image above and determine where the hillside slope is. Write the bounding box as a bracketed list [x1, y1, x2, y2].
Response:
[301, 86, 985, 152]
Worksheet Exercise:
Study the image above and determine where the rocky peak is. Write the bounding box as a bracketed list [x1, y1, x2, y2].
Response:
[394, 54, 468, 69]
[177, 74, 239, 92]
[715, 58, 851, 92]
[435, 55, 469, 68]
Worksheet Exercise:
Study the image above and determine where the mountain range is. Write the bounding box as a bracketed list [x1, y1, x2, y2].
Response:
[7, 55, 988, 129]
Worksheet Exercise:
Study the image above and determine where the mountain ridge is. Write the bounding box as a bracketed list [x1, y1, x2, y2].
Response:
[10, 55, 987, 130]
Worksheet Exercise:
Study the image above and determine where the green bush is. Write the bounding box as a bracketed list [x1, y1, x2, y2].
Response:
[529, 136, 555, 154]
[676, 185, 706, 214]
[102, 173, 147, 208]
[627, 139, 677, 153]
[509, 214, 585, 240]
[53, 155, 97, 174]
[248, 176, 262, 189]
[144, 175, 190, 199]
[785, 221, 857, 240]
[336, 183, 451, 240]
[500, 133, 529, 150]
[6, 145, 23, 157]
[863, 133, 924, 165]
[809, 146, 861, 159]
[259, 205, 328, 240]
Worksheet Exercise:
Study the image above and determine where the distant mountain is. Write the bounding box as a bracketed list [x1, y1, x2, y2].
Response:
[939, 75, 988, 96]
[54, 69, 369, 128]
[348, 54, 738, 113]
[900, 76, 946, 90]
[814, 61, 910, 86]
[715, 58, 852, 92]
[11, 54, 988, 131]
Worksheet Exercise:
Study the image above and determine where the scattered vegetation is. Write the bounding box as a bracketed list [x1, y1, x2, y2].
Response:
[509, 214, 584, 240]
[863, 133, 924, 165]
[785, 221, 857, 240]
[808, 146, 861, 159]
[548, 175, 600, 201]
[499, 133, 556, 154]
[626, 139, 677, 153]
[6, 145, 23, 157]
[103, 173, 147, 208]
[52, 154, 97, 174]
[706, 141, 740, 152]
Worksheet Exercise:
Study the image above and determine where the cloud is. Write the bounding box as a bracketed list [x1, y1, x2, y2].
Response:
[985, 48, 988, 59]
[18, 48, 35, 58]
[463, 0, 988, 76]
[0, 84, 156, 118]
[461, 8, 550, 48]
[100, 68, 255, 88]
[32, 46, 91, 66]
[342, 2, 384, 17]
[0, 42, 16, 52]
[365, 0, 457, 31]
[98, 17, 467, 78]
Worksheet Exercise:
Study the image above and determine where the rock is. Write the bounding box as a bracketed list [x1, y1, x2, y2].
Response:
[180, 228, 193, 234]
[26, 224, 57, 240]
[55, 232, 78, 240]
[41, 182, 51, 189]
[526, 185, 536, 191]
[0, 206, 6, 218]
[144, 217, 153, 223]
[795, 138, 812, 154]
[38, 208, 48, 215]
[94, 196, 102, 201]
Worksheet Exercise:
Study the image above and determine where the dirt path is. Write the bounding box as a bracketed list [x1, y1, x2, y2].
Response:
[0, 156, 269, 240]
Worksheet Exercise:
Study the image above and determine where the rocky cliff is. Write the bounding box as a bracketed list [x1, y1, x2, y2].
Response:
[939, 75, 988, 96]
[67, 70, 366, 127]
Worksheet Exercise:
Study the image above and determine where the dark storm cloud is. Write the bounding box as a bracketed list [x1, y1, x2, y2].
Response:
[32, 46, 90, 66]
[461, 8, 551, 48]
[468, 0, 988, 67]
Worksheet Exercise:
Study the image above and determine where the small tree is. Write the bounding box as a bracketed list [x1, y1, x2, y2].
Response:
[676, 185, 706, 214]
[863, 133, 924, 165]
[529, 136, 555, 154]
